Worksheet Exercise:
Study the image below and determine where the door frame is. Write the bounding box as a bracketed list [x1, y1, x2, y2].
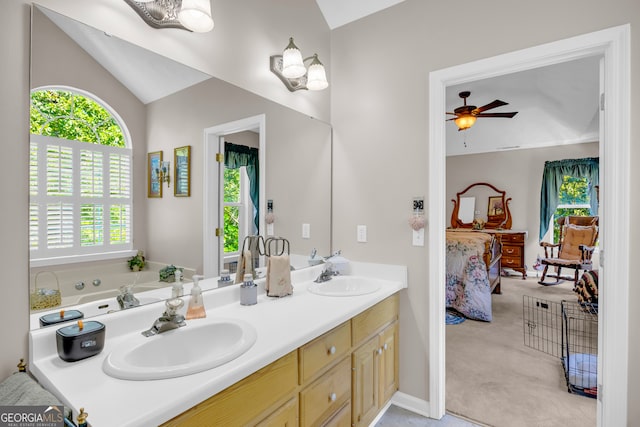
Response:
[428, 25, 630, 426]
[203, 114, 266, 278]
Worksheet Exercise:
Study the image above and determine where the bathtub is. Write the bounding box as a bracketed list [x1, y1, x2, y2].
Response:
[30, 260, 195, 329]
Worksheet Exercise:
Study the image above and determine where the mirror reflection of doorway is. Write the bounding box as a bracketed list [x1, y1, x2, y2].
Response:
[203, 115, 266, 279]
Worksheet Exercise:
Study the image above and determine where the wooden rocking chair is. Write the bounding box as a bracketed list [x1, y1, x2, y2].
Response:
[538, 216, 598, 286]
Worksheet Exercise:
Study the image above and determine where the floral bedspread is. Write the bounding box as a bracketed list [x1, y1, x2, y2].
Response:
[446, 231, 493, 321]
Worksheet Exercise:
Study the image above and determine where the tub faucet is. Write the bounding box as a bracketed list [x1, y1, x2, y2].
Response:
[117, 284, 140, 309]
[142, 298, 186, 337]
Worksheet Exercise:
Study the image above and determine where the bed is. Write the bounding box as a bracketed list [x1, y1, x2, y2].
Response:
[446, 229, 502, 322]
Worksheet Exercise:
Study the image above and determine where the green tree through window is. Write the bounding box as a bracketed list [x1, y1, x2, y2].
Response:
[552, 175, 591, 242]
[31, 89, 125, 147]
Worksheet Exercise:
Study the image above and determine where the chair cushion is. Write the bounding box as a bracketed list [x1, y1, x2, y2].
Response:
[559, 225, 597, 260]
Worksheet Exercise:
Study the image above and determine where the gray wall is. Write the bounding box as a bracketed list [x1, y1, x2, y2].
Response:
[330, 0, 639, 422]
[446, 142, 600, 271]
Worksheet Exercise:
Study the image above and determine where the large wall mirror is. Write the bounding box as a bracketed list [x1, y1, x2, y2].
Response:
[29, 5, 332, 328]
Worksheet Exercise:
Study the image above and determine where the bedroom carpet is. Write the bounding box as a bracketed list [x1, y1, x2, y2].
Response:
[446, 275, 596, 427]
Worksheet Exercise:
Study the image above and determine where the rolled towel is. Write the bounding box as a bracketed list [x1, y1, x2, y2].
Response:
[235, 249, 252, 284]
[266, 255, 293, 297]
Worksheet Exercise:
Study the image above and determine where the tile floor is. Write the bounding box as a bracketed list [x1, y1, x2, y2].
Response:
[375, 405, 485, 427]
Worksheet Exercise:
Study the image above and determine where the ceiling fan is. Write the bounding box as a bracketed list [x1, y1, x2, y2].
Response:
[447, 91, 518, 131]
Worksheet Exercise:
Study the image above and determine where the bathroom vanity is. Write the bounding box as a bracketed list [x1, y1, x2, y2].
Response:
[29, 263, 407, 427]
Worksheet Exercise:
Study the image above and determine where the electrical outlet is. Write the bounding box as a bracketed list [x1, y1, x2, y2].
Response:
[302, 223, 310, 239]
[357, 225, 367, 242]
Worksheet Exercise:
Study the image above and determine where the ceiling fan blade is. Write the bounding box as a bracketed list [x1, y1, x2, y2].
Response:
[446, 112, 457, 115]
[446, 117, 457, 121]
[473, 99, 508, 114]
[476, 112, 518, 118]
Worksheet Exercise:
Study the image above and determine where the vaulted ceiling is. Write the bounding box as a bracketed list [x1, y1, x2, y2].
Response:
[41, 2, 601, 157]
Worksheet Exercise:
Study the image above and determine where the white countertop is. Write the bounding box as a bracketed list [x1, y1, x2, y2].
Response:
[29, 262, 407, 427]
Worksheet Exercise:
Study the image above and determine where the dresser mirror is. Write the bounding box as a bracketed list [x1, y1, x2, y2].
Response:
[450, 182, 512, 230]
[29, 5, 332, 327]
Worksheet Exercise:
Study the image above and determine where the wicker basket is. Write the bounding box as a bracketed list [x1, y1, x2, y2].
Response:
[30, 271, 62, 310]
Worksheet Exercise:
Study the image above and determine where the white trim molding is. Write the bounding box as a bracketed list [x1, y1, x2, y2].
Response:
[428, 25, 630, 426]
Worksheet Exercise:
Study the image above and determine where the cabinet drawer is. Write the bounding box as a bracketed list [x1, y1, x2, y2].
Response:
[502, 255, 523, 268]
[300, 321, 351, 384]
[500, 233, 524, 244]
[502, 245, 522, 257]
[256, 397, 298, 427]
[352, 294, 399, 346]
[322, 401, 351, 427]
[300, 357, 351, 427]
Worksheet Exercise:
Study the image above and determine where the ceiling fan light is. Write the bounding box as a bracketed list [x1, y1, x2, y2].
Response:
[282, 38, 306, 79]
[455, 115, 476, 131]
[306, 54, 328, 91]
[178, 0, 214, 32]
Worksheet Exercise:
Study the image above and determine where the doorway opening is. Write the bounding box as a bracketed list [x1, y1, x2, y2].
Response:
[428, 25, 630, 427]
[203, 114, 266, 278]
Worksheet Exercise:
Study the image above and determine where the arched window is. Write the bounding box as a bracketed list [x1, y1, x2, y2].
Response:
[30, 87, 133, 265]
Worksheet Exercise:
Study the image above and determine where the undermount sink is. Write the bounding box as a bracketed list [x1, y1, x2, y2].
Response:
[307, 275, 383, 297]
[103, 318, 257, 380]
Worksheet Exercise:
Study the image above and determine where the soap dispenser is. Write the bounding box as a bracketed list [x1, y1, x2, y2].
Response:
[186, 275, 206, 319]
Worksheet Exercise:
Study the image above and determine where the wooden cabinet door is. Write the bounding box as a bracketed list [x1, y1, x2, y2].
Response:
[352, 337, 379, 427]
[378, 321, 399, 405]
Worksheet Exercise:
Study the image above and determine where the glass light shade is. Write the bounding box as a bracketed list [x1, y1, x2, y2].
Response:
[454, 115, 476, 130]
[178, 0, 214, 32]
[306, 55, 328, 91]
[282, 38, 306, 79]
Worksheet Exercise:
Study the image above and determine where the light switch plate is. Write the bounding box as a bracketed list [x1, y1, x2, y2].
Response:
[302, 223, 310, 239]
[413, 228, 424, 246]
[357, 225, 367, 243]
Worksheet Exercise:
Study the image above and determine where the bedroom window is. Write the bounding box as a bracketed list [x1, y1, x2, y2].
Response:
[29, 87, 132, 265]
[539, 157, 599, 241]
[551, 175, 592, 243]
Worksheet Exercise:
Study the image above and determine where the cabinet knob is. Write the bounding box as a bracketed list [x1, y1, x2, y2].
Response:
[328, 345, 336, 355]
[383, 343, 388, 351]
[329, 392, 337, 402]
[377, 348, 383, 355]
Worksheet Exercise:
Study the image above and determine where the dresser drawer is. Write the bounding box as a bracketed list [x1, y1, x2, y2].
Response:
[502, 255, 523, 268]
[500, 233, 525, 244]
[300, 357, 351, 427]
[299, 321, 351, 384]
[502, 245, 522, 257]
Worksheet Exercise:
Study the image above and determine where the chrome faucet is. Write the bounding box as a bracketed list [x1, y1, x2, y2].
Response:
[314, 261, 340, 283]
[142, 298, 186, 337]
[117, 284, 140, 309]
[314, 250, 344, 283]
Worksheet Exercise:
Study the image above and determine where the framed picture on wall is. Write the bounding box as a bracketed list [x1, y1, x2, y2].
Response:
[148, 151, 162, 198]
[487, 196, 504, 216]
[174, 145, 191, 197]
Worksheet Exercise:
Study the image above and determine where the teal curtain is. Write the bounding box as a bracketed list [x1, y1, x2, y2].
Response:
[539, 157, 599, 240]
[224, 142, 259, 231]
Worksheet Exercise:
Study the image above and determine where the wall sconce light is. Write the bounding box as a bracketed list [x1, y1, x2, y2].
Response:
[124, 0, 214, 32]
[270, 37, 329, 92]
[156, 161, 171, 187]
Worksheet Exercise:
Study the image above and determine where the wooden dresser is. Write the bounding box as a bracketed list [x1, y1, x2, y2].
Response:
[496, 231, 527, 279]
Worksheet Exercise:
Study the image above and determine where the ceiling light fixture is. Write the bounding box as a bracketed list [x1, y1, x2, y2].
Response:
[124, 0, 214, 33]
[270, 37, 328, 92]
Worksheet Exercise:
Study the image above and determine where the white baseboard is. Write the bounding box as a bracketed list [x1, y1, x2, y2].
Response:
[389, 391, 432, 418]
